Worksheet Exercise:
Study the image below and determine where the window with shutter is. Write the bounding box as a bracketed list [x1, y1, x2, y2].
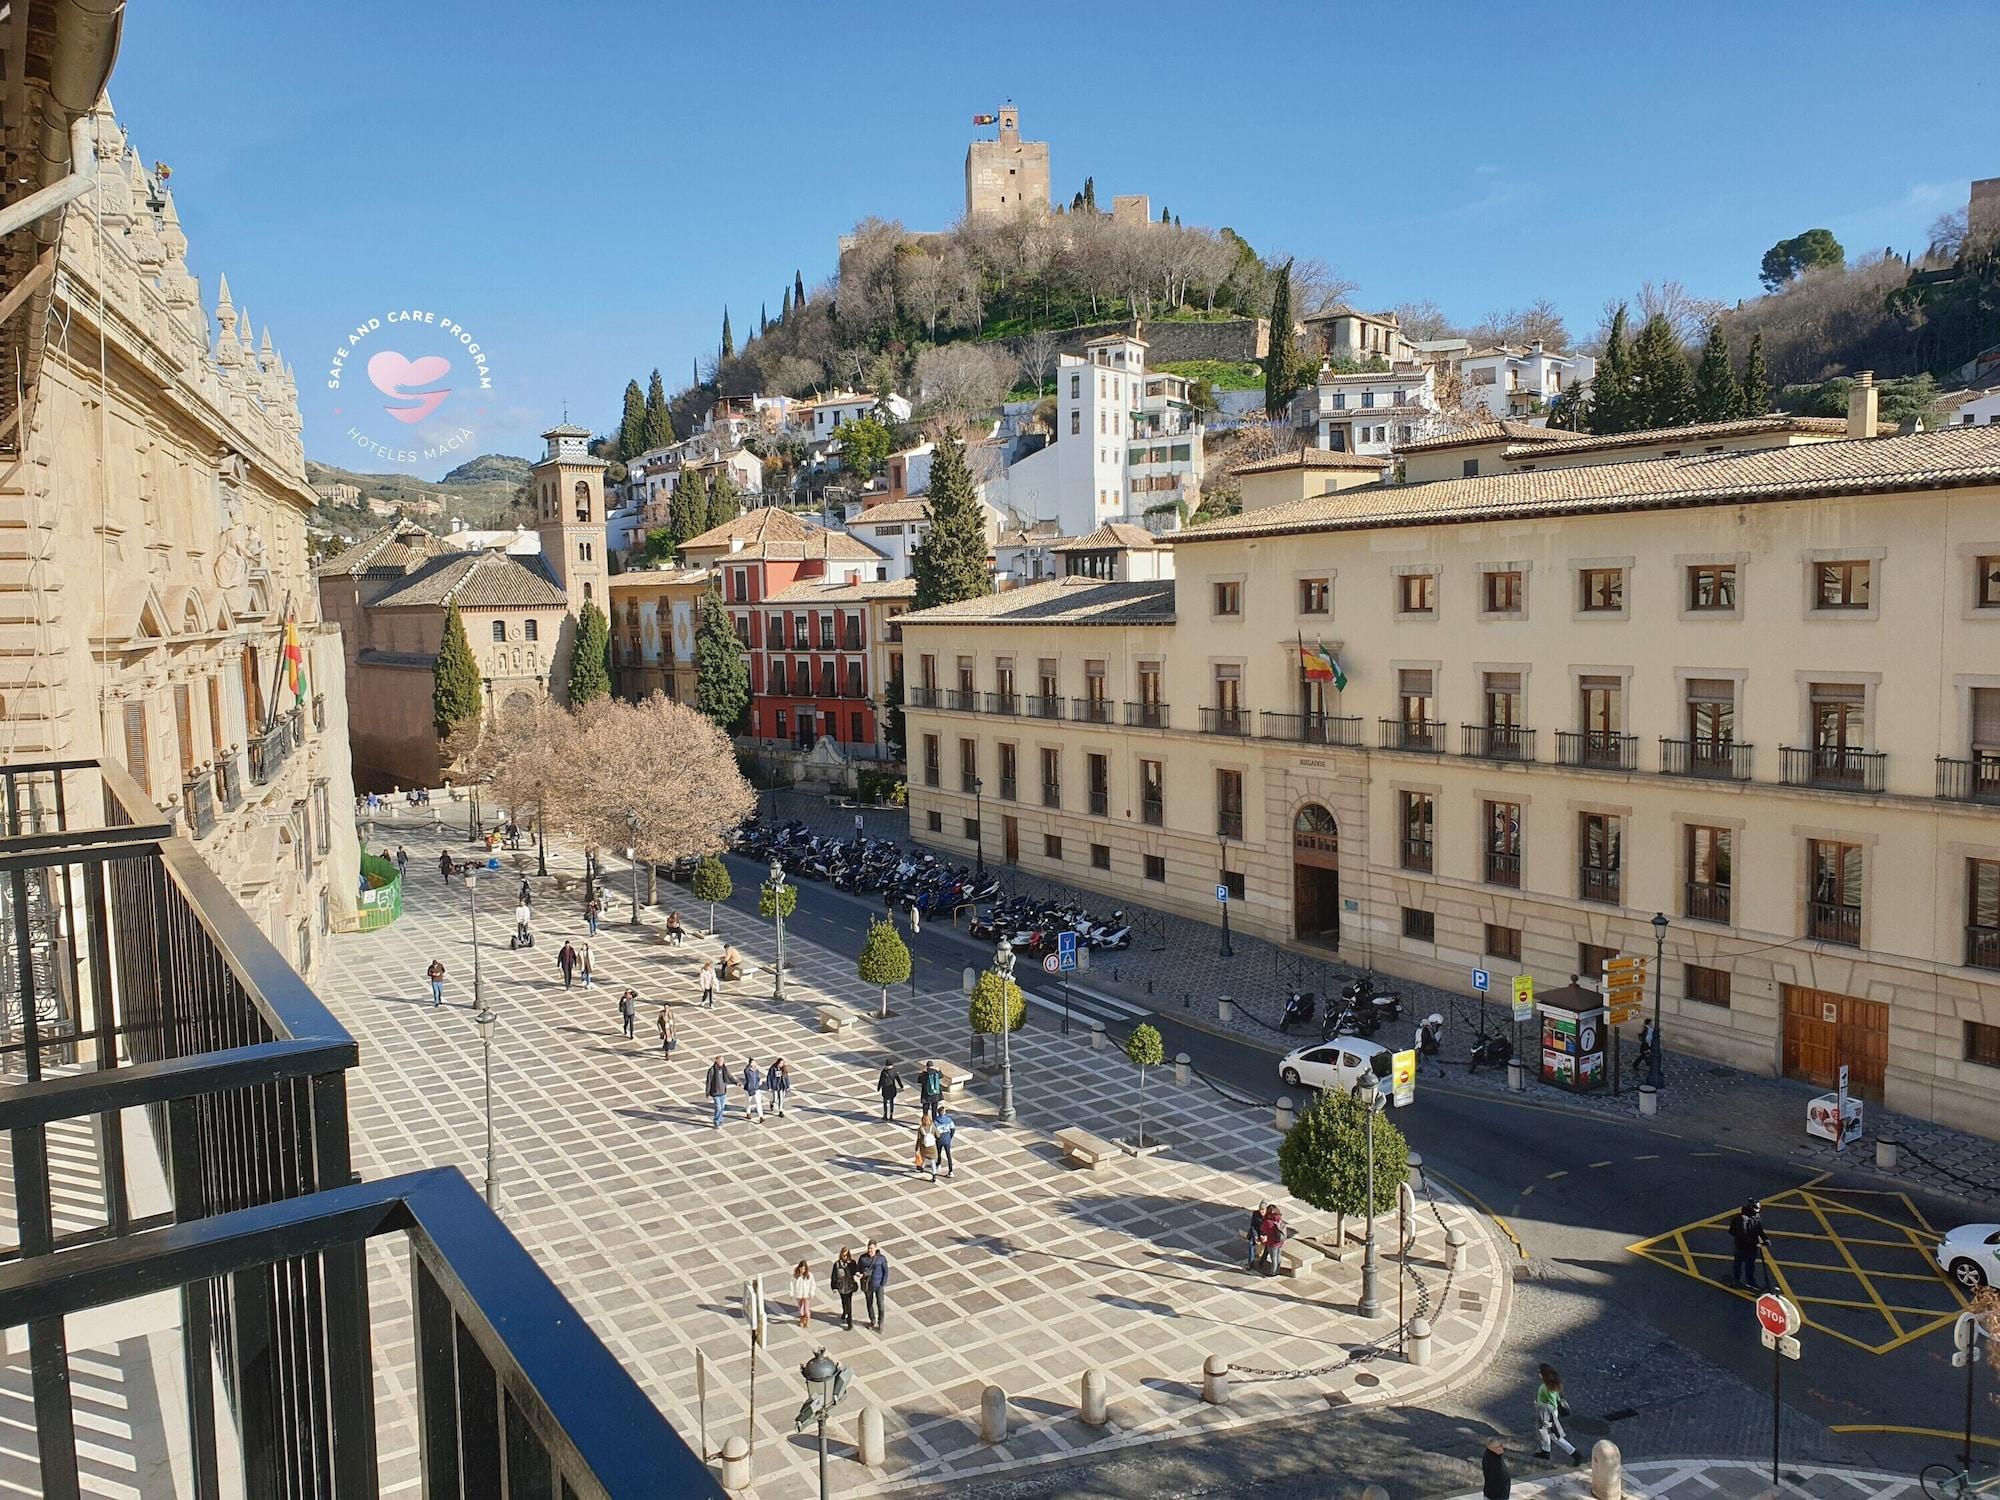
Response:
[123, 702, 150, 796]
[1973, 688, 2000, 754]
[207, 677, 225, 755]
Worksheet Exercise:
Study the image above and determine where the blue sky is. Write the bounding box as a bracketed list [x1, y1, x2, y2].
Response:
[114, 0, 1996, 478]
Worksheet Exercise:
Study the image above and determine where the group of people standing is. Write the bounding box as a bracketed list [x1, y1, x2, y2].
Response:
[704, 1055, 796, 1127]
[797, 1242, 891, 1332]
[876, 1059, 958, 1182]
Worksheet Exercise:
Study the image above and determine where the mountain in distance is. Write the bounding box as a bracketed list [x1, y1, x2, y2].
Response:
[306, 453, 534, 540]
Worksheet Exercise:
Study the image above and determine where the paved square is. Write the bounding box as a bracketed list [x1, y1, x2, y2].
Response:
[327, 817, 1506, 1494]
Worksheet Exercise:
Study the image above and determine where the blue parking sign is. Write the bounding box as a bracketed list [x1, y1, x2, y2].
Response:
[1057, 930, 1078, 972]
[1472, 968, 1491, 992]
[1215, 884, 1229, 903]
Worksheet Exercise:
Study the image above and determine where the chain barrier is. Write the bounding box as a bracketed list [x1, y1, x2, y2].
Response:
[1185, 1060, 1267, 1110]
[1879, 1138, 2000, 1199]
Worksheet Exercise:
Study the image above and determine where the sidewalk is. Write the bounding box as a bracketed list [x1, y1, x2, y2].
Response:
[748, 789, 2000, 1213]
[1434, 1458, 1913, 1499]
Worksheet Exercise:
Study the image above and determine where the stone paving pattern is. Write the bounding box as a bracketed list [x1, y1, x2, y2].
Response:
[332, 803, 1507, 1495]
[1438, 1460, 1911, 1499]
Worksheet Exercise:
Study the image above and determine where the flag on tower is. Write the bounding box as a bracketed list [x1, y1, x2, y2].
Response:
[971, 114, 997, 125]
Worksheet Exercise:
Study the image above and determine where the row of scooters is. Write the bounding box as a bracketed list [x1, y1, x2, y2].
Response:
[967, 894, 1134, 956]
[730, 819, 1001, 916]
[1277, 975, 1407, 1041]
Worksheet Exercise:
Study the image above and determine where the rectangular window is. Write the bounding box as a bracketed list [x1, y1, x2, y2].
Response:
[1143, 854, 1166, 883]
[1688, 564, 1737, 611]
[1086, 753, 1109, 816]
[1686, 964, 1732, 1008]
[1809, 681, 1866, 756]
[1978, 557, 2000, 609]
[1808, 839, 1862, 945]
[770, 661, 787, 695]
[960, 738, 978, 793]
[922, 734, 940, 788]
[1579, 674, 1624, 735]
[1091, 843, 1111, 871]
[1221, 869, 1246, 901]
[1579, 567, 1624, 612]
[1084, 659, 1107, 707]
[1398, 667, 1433, 728]
[920, 654, 938, 691]
[851, 711, 864, 743]
[1044, 834, 1063, 860]
[1967, 858, 1999, 971]
[1398, 573, 1435, 614]
[524, 618, 539, 642]
[1140, 759, 1163, 825]
[1299, 578, 1330, 614]
[122, 702, 150, 796]
[846, 661, 863, 699]
[1037, 658, 1058, 704]
[1579, 942, 1617, 982]
[1484, 570, 1523, 613]
[1485, 923, 1521, 961]
[1070, 409, 1080, 435]
[1686, 825, 1733, 923]
[998, 743, 1018, 801]
[1401, 907, 1436, 942]
[1814, 560, 1871, 610]
[1579, 812, 1621, 904]
[1685, 678, 1736, 747]
[1136, 662, 1162, 709]
[1040, 747, 1061, 808]
[1463, 459, 1481, 478]
[1399, 790, 1435, 872]
[964, 818, 980, 841]
[1965, 1020, 2000, 1069]
[957, 656, 975, 694]
[927, 809, 942, 833]
[1213, 580, 1242, 616]
[491, 619, 508, 643]
[1483, 670, 1522, 734]
[1484, 800, 1521, 886]
[1216, 768, 1244, 839]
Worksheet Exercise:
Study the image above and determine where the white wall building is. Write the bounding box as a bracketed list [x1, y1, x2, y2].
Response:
[1459, 341, 1596, 419]
[807, 390, 912, 439]
[839, 494, 1003, 582]
[1304, 361, 1445, 455]
[1956, 390, 2000, 426]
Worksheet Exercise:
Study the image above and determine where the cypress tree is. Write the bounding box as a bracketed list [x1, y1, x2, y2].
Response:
[618, 380, 646, 460]
[565, 601, 611, 705]
[910, 432, 992, 611]
[1263, 259, 1301, 419]
[781, 286, 792, 322]
[794, 270, 806, 308]
[1161, 205, 1171, 224]
[695, 587, 749, 733]
[1691, 323, 1743, 423]
[1590, 305, 1632, 434]
[668, 467, 710, 551]
[1082, 176, 1097, 212]
[1740, 332, 1772, 416]
[431, 603, 483, 740]
[707, 469, 741, 532]
[1629, 313, 1695, 430]
[641, 368, 673, 452]
[720, 309, 734, 361]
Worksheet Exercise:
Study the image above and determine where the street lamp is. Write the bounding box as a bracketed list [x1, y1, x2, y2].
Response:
[793, 1348, 850, 1500]
[972, 775, 985, 880]
[475, 1003, 498, 1206]
[464, 869, 484, 1016]
[768, 857, 788, 1003]
[1217, 832, 1234, 959]
[1352, 1057, 1391, 1318]
[994, 933, 1017, 1125]
[1647, 911, 1668, 1091]
[626, 810, 642, 924]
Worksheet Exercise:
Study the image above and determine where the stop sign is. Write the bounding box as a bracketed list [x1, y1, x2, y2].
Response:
[1754, 1292, 1800, 1337]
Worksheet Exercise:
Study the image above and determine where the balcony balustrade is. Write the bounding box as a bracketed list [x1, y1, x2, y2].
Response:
[1660, 737, 1753, 780]
[1461, 724, 1535, 761]
[1558, 729, 1639, 771]
[1379, 718, 1442, 753]
[1781, 746, 1887, 794]
[1936, 755, 2000, 805]
[1261, 712, 1362, 747]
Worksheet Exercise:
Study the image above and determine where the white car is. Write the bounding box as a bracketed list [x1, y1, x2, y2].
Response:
[1278, 1037, 1389, 1095]
[1936, 1224, 2000, 1292]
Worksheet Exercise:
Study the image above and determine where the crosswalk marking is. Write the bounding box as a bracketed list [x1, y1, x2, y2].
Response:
[1018, 975, 1151, 1030]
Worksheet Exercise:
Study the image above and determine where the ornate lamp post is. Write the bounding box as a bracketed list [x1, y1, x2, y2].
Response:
[794, 1348, 850, 1500]
[1217, 832, 1234, 958]
[1352, 1057, 1390, 1318]
[768, 857, 788, 1003]
[626, 810, 642, 924]
[994, 933, 1017, 1125]
[475, 1003, 497, 1207]
[972, 775, 985, 880]
[1647, 911, 1668, 1091]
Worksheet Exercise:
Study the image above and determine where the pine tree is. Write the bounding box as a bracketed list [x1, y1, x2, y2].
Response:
[694, 588, 749, 733]
[691, 357, 701, 390]
[882, 666, 906, 759]
[1160, 205, 1171, 224]
[1629, 313, 1695, 430]
[618, 380, 646, 460]
[431, 603, 483, 740]
[1740, 332, 1772, 416]
[911, 432, 992, 611]
[781, 286, 792, 322]
[1264, 259, 1302, 419]
[1589, 305, 1632, 434]
[1692, 323, 1743, 423]
[642, 369, 673, 452]
[794, 270, 806, 308]
[707, 469, 740, 532]
[668, 467, 709, 552]
[720, 309, 734, 361]
[565, 601, 611, 705]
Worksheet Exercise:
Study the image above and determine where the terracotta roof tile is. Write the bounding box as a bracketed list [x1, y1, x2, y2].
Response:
[369, 551, 569, 609]
[1501, 415, 1847, 460]
[1394, 420, 1562, 454]
[316, 521, 441, 577]
[764, 578, 916, 604]
[901, 576, 1173, 627]
[1051, 522, 1159, 551]
[681, 506, 883, 561]
[1233, 449, 1393, 476]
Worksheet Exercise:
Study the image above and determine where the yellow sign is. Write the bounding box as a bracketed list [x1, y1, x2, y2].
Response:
[1510, 974, 1535, 1021]
[1602, 954, 1647, 1015]
[1391, 1048, 1417, 1107]
[1609, 1002, 1642, 1025]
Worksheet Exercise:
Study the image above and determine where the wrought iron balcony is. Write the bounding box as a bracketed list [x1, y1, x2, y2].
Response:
[1141, 795, 1163, 826]
[961, 771, 979, 793]
[985, 691, 1020, 716]
[1781, 746, 1887, 794]
[1578, 864, 1622, 904]
[1808, 900, 1862, 946]
[1379, 718, 1442, 753]
[1660, 737, 1753, 781]
[1200, 706, 1251, 737]
[997, 775, 1017, 801]
[1125, 700, 1170, 730]
[1401, 837, 1434, 872]
[1461, 724, 1535, 761]
[907, 684, 939, 709]
[1968, 925, 2000, 972]
[1041, 781, 1061, 809]
[943, 689, 979, 712]
[249, 722, 292, 785]
[182, 770, 216, 838]
[1088, 789, 1109, 816]
[1026, 695, 1066, 721]
[1937, 755, 2000, 805]
[1686, 880, 1733, 924]
[1072, 697, 1114, 725]
[1218, 810, 1245, 840]
[923, 764, 940, 788]
[1260, 711, 1362, 746]
[1485, 849, 1521, 887]
[1558, 730, 1638, 771]
[214, 750, 243, 812]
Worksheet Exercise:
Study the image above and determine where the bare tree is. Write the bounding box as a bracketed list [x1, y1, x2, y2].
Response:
[1016, 329, 1062, 396]
[913, 343, 1015, 418]
[1635, 279, 1728, 347]
[1282, 255, 1360, 317]
[1392, 300, 1460, 341]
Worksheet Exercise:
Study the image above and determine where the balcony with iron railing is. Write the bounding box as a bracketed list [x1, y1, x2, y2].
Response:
[998, 775, 1017, 801]
[1041, 781, 1061, 809]
[1072, 697, 1114, 725]
[961, 770, 980, 794]
[1660, 737, 1753, 781]
[1686, 880, 1733, 924]
[1808, 900, 1862, 946]
[0, 759, 715, 1498]
[1579, 864, 1622, 905]
[214, 750, 243, 813]
[985, 691, 1020, 716]
[1781, 746, 1887, 794]
[181, 769, 216, 839]
[1141, 795, 1163, 826]
[1461, 724, 1535, 762]
[1256, 711, 1357, 748]
[1969, 925, 2000, 972]
[1026, 695, 1066, 721]
[1558, 729, 1639, 771]
[908, 684, 940, 709]
[1125, 701, 1170, 730]
[1937, 755, 2000, 805]
[884, 621, 904, 643]
[1219, 809, 1245, 840]
[1485, 849, 1521, 887]
[248, 721, 292, 785]
[1201, 706, 1251, 737]
[1401, 837, 1434, 872]
[943, 688, 979, 712]
[1088, 788, 1109, 816]
[1379, 718, 1442, 753]
[844, 626, 864, 651]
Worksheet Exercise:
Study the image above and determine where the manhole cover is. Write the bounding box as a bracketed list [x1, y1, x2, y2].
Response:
[1352, 1371, 1381, 1388]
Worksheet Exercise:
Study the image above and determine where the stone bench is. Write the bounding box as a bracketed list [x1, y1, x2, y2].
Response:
[1279, 1243, 1319, 1281]
[1054, 1127, 1119, 1169]
[816, 1005, 853, 1034]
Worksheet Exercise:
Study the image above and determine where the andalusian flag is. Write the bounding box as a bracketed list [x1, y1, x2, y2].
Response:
[1298, 635, 1348, 692]
[282, 608, 307, 706]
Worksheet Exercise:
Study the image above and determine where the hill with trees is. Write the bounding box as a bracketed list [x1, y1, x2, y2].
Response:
[307, 454, 534, 545]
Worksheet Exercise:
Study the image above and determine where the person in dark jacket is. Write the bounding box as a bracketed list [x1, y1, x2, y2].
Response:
[704, 1056, 729, 1129]
[917, 1060, 945, 1115]
[557, 941, 579, 990]
[1482, 1437, 1510, 1499]
[1258, 1204, 1287, 1276]
[877, 1061, 904, 1122]
[1245, 1205, 1267, 1269]
[857, 1241, 890, 1332]
[831, 1248, 860, 1331]
[1729, 1197, 1771, 1289]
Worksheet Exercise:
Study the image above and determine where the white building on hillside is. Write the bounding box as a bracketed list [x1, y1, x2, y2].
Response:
[1301, 306, 1418, 366]
[1303, 361, 1445, 455]
[839, 493, 1003, 581]
[806, 390, 913, 438]
[1459, 341, 1596, 419]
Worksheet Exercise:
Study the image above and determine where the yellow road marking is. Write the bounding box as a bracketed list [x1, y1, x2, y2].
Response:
[1829, 1425, 2000, 1450]
[1801, 1189, 1903, 1342]
[1426, 1167, 1529, 1260]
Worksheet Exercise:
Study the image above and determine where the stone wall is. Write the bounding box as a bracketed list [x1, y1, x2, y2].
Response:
[994, 317, 1268, 368]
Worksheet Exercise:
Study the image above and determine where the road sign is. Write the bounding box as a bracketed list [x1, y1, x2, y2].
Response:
[1755, 1292, 1801, 1338]
[1472, 968, 1490, 992]
[1391, 1048, 1417, 1107]
[1215, 884, 1229, 904]
[1834, 1064, 1850, 1152]
[1043, 954, 1061, 974]
[1602, 954, 1646, 1025]
[1759, 1329, 1802, 1359]
[1056, 931, 1078, 973]
[1510, 974, 1535, 1021]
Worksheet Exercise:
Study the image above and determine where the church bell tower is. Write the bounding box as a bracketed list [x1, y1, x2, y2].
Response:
[532, 423, 610, 613]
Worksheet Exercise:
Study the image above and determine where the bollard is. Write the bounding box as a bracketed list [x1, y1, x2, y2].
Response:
[1201, 1354, 1229, 1405]
[1173, 1052, 1190, 1087]
[1506, 1056, 1526, 1092]
[1406, 1150, 1425, 1192]
[1876, 1138, 1900, 1170]
[1079, 1368, 1108, 1426]
[1590, 1439, 1623, 1500]
[1406, 1316, 1433, 1367]
[1446, 1226, 1467, 1273]
[979, 1385, 1009, 1444]
[1637, 1083, 1659, 1117]
[719, 1435, 751, 1494]
[1218, 995, 1234, 1024]
[1274, 1095, 1295, 1133]
[855, 1406, 884, 1467]
[1089, 1020, 1106, 1051]
[1362, 1489, 1389, 1500]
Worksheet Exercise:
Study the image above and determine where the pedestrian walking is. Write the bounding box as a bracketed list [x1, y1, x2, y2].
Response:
[557, 941, 579, 989]
[617, 988, 638, 1039]
[1728, 1197, 1771, 1290]
[769, 1059, 792, 1117]
[831, 1247, 860, 1331]
[857, 1241, 889, 1332]
[438, 850, 455, 884]
[906, 898, 921, 936]
[395, 846, 409, 880]
[586, 895, 602, 937]
[518, 877, 533, 907]
[704, 1056, 729, 1128]
[697, 959, 717, 1009]
[932, 1105, 956, 1178]
[1482, 1437, 1511, 1499]
[1416, 1012, 1446, 1079]
[876, 1060, 904, 1122]
[1245, 1204, 1267, 1269]
[1631, 1018, 1658, 1076]
[741, 1057, 765, 1123]
[657, 1005, 677, 1060]
[791, 1259, 815, 1328]
[579, 941, 595, 991]
[916, 1059, 944, 1116]
[913, 1113, 939, 1182]
[426, 958, 446, 1008]
[1258, 1203, 1287, 1276]
[1532, 1364, 1580, 1466]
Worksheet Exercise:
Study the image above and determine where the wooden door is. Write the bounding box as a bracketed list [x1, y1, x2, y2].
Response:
[1783, 986, 1889, 1098]
[1002, 816, 1018, 864]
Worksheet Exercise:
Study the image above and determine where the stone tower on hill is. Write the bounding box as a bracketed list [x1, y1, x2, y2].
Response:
[965, 104, 1049, 221]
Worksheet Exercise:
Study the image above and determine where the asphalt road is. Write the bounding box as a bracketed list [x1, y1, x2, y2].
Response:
[695, 852, 1990, 1482]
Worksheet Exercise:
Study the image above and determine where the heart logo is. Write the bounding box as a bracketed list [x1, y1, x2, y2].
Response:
[367, 350, 452, 424]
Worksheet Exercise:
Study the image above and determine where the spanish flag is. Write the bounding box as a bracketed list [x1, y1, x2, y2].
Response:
[282, 608, 307, 706]
[1298, 635, 1348, 691]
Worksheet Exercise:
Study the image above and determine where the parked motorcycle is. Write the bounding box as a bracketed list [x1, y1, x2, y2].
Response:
[1340, 972, 1403, 1026]
[1278, 991, 1316, 1034]
[1467, 1033, 1514, 1073]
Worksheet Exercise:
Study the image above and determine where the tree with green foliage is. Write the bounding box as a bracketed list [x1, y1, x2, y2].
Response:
[1125, 1023, 1165, 1149]
[695, 588, 749, 733]
[759, 303, 768, 337]
[720, 308, 734, 360]
[618, 380, 646, 461]
[690, 852, 731, 935]
[758, 874, 797, 920]
[1264, 258, 1301, 418]
[911, 432, 992, 611]
[1691, 323, 1743, 423]
[857, 917, 912, 1018]
[837, 413, 894, 480]
[1589, 304, 1632, 434]
[1277, 1086, 1410, 1243]
[643, 527, 676, 564]
[707, 469, 740, 532]
[668, 467, 710, 552]
[882, 666, 907, 759]
[1628, 313, 1696, 430]
[1740, 332, 1772, 415]
[565, 601, 611, 705]
[1760, 228, 1844, 291]
[795, 269, 806, 308]
[1081, 176, 1097, 213]
[1160, 205, 1171, 224]
[780, 286, 792, 323]
[431, 603, 484, 741]
[641, 368, 674, 452]
[968, 968, 1025, 1035]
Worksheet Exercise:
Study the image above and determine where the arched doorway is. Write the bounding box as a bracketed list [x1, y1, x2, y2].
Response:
[1293, 803, 1340, 945]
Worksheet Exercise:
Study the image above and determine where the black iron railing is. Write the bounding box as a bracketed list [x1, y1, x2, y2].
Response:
[1401, 837, 1434, 872]
[1969, 926, 2000, 972]
[214, 751, 243, 813]
[1379, 718, 1441, 753]
[1026, 695, 1065, 720]
[1579, 864, 1621, 904]
[1782, 746, 1887, 793]
[1937, 756, 2000, 804]
[1125, 701, 1170, 730]
[1809, 901, 1862, 945]
[1088, 789, 1109, 816]
[1261, 712, 1362, 747]
[986, 692, 1019, 716]
[998, 776, 1017, 801]
[944, 689, 978, 713]
[182, 771, 216, 839]
[961, 771, 979, 793]
[1041, 781, 1061, 809]
[1660, 737, 1753, 780]
[249, 723, 291, 785]
[1485, 850, 1521, 886]
[1141, 796, 1163, 826]
[908, 685, 939, 709]
[1462, 724, 1534, 761]
[1201, 707, 1251, 737]
[1219, 810, 1244, 840]
[1072, 697, 1114, 725]
[1686, 881, 1733, 924]
[923, 767, 940, 788]
[1558, 730, 1638, 771]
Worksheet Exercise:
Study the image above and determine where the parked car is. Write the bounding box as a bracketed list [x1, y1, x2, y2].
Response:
[1935, 1224, 2000, 1291]
[1278, 1037, 1389, 1095]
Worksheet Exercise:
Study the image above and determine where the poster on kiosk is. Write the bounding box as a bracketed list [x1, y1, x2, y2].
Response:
[1536, 984, 1609, 1092]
